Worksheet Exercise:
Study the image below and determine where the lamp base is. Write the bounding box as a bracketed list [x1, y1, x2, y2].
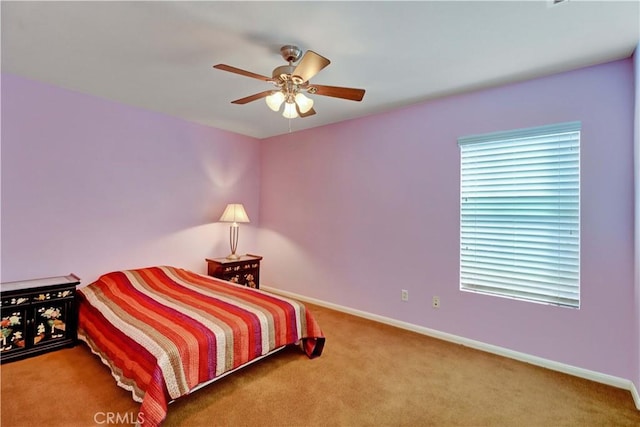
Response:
[226, 253, 241, 260]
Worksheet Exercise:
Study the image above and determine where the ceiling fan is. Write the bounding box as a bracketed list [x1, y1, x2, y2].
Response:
[213, 45, 365, 119]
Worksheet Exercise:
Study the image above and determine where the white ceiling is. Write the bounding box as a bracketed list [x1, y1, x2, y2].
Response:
[2, 1, 639, 139]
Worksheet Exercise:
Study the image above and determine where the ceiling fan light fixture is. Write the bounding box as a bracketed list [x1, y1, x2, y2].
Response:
[282, 101, 299, 119]
[265, 91, 285, 111]
[295, 92, 314, 114]
[215, 45, 365, 121]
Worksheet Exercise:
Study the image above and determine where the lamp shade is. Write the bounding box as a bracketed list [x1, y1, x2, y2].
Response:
[265, 91, 285, 111]
[219, 203, 250, 223]
[295, 92, 314, 113]
[282, 101, 299, 119]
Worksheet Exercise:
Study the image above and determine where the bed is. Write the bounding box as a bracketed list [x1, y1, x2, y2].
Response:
[77, 265, 325, 427]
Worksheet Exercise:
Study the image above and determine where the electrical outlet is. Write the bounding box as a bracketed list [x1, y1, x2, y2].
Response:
[432, 296, 440, 308]
[401, 289, 409, 302]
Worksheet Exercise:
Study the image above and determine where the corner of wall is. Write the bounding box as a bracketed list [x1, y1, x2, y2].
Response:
[633, 42, 640, 398]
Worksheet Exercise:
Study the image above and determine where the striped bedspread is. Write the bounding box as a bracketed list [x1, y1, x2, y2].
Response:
[77, 266, 325, 427]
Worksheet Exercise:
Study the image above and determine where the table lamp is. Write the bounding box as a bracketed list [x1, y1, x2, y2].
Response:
[219, 203, 250, 260]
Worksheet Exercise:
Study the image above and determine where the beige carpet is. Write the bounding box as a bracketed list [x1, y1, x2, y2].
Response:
[1, 303, 639, 426]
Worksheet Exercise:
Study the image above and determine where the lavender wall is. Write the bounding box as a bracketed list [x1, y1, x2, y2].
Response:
[259, 59, 636, 382]
[1, 74, 261, 284]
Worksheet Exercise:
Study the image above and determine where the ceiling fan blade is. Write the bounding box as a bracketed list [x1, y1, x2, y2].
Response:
[213, 64, 272, 82]
[292, 50, 330, 83]
[231, 91, 273, 105]
[296, 105, 316, 118]
[310, 84, 365, 101]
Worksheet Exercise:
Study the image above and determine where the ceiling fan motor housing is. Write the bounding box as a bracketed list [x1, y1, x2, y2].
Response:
[280, 45, 302, 63]
[276, 46, 305, 84]
[272, 65, 296, 81]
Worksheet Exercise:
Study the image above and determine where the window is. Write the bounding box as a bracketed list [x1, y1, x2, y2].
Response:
[458, 122, 580, 308]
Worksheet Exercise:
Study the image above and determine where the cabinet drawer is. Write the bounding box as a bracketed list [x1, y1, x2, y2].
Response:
[221, 262, 259, 274]
[32, 288, 74, 303]
[1, 296, 31, 308]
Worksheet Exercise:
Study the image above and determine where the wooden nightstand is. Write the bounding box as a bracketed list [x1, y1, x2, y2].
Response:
[205, 254, 262, 289]
[1, 274, 80, 364]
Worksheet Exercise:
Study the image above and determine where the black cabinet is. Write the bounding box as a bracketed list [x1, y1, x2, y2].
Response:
[206, 255, 262, 289]
[1, 274, 80, 363]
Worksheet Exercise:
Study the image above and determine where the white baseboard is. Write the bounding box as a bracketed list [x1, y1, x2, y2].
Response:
[632, 383, 640, 410]
[262, 285, 640, 411]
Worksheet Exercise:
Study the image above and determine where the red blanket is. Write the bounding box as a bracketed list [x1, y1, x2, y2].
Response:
[78, 266, 324, 426]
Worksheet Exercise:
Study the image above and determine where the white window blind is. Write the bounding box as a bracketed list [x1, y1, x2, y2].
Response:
[458, 122, 580, 308]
